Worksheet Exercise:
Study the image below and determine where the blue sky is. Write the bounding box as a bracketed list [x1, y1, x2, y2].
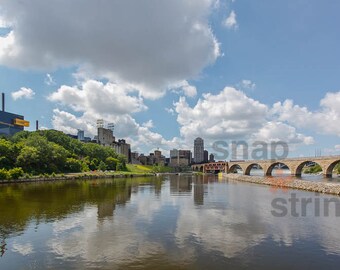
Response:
[0, 0, 339, 157]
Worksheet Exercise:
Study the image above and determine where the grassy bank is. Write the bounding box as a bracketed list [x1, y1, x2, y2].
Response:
[0, 165, 176, 184]
[126, 164, 174, 174]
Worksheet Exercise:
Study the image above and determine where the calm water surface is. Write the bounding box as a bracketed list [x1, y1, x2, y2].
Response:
[0, 175, 340, 269]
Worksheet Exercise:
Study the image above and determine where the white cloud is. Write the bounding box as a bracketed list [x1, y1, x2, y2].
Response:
[45, 73, 56, 86]
[171, 80, 198, 98]
[175, 87, 268, 142]
[142, 120, 154, 129]
[239, 79, 256, 90]
[51, 109, 97, 136]
[271, 91, 340, 137]
[179, 81, 198, 98]
[11, 87, 35, 100]
[49, 79, 184, 154]
[49, 81, 324, 154]
[49, 80, 146, 115]
[252, 121, 314, 145]
[0, 0, 220, 99]
[165, 108, 175, 115]
[173, 86, 315, 151]
[223, 10, 238, 30]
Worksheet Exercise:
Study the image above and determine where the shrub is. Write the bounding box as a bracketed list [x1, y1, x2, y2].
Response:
[8, 167, 24, 180]
[0, 169, 9, 180]
[116, 163, 125, 171]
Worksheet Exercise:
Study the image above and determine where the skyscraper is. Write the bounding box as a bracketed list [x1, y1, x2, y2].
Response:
[194, 137, 204, 164]
[204, 150, 209, 163]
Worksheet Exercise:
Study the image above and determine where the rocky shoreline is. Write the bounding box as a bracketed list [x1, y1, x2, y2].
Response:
[224, 173, 340, 196]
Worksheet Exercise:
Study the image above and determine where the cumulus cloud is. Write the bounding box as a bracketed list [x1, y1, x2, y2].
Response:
[175, 87, 268, 141]
[271, 91, 340, 137]
[48, 80, 324, 154]
[173, 86, 316, 151]
[171, 80, 198, 98]
[142, 120, 154, 129]
[49, 80, 146, 115]
[49, 79, 184, 154]
[0, 0, 220, 99]
[223, 10, 238, 29]
[11, 87, 35, 100]
[252, 122, 314, 145]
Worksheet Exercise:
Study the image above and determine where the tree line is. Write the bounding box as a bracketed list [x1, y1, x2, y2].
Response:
[0, 130, 127, 180]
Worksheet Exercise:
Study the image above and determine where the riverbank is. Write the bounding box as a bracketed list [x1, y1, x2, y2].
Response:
[224, 173, 340, 196]
[0, 171, 156, 184]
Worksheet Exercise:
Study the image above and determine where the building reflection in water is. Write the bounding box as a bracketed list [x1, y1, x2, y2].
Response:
[97, 186, 132, 220]
[170, 175, 192, 195]
[169, 174, 213, 205]
[193, 177, 205, 205]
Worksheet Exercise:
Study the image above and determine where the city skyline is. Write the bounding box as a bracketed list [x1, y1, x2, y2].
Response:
[0, 1, 340, 157]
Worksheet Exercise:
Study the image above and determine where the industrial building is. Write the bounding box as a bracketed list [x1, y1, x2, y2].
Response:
[96, 125, 131, 162]
[0, 93, 30, 136]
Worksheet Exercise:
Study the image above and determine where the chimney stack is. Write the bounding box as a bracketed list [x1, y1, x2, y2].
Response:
[36, 120, 39, 131]
[1, 93, 4, 112]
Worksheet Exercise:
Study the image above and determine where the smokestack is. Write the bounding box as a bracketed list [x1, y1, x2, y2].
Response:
[1, 93, 4, 112]
[36, 120, 39, 131]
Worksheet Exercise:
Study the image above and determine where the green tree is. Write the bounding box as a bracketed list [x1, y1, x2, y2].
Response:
[89, 158, 99, 170]
[0, 169, 9, 180]
[105, 157, 119, 170]
[117, 154, 127, 171]
[65, 158, 83, 173]
[98, 161, 107, 171]
[116, 163, 125, 171]
[16, 146, 40, 173]
[0, 139, 15, 169]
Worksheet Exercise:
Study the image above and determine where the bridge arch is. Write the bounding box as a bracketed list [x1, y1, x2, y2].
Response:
[229, 164, 243, 174]
[265, 162, 291, 176]
[325, 159, 340, 177]
[245, 163, 264, 176]
[294, 161, 323, 177]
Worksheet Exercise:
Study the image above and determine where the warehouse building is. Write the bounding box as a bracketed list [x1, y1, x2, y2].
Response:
[0, 93, 30, 136]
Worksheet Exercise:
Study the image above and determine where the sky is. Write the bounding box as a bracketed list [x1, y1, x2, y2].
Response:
[0, 0, 340, 158]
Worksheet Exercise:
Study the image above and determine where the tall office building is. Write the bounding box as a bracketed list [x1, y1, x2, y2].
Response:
[204, 150, 209, 163]
[194, 137, 204, 164]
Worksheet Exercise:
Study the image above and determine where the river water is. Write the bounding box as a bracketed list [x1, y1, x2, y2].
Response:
[0, 174, 340, 269]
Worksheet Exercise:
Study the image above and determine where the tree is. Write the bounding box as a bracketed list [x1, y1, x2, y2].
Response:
[0, 169, 9, 180]
[16, 146, 40, 173]
[105, 157, 119, 170]
[0, 139, 15, 169]
[98, 161, 107, 171]
[65, 158, 83, 173]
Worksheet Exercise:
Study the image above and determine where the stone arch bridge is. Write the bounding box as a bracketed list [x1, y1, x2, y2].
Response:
[191, 156, 340, 177]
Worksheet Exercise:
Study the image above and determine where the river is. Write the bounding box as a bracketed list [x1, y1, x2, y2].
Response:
[0, 174, 339, 269]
